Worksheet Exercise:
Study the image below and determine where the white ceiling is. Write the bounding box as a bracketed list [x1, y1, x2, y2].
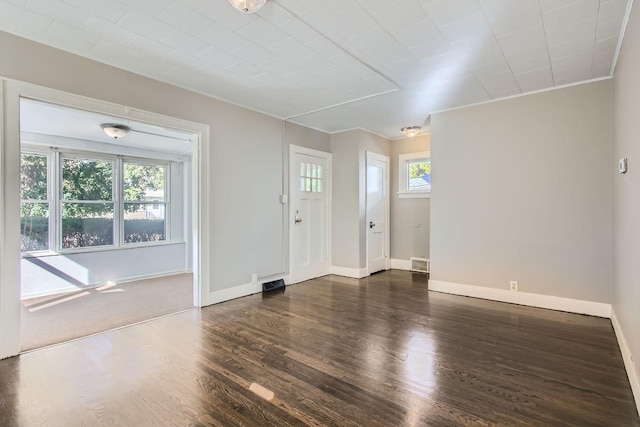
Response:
[20, 98, 196, 155]
[0, 0, 631, 138]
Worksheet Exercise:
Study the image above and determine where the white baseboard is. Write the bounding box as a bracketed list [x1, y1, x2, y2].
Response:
[205, 275, 289, 306]
[330, 266, 368, 279]
[429, 280, 612, 318]
[612, 310, 640, 415]
[390, 259, 412, 271]
[207, 281, 262, 306]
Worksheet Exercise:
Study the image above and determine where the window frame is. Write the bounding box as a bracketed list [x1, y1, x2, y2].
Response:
[19, 151, 53, 254]
[398, 151, 431, 199]
[20, 146, 174, 256]
[60, 153, 117, 251]
[121, 159, 170, 246]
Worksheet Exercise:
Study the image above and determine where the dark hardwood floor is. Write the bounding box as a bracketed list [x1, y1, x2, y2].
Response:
[0, 270, 637, 426]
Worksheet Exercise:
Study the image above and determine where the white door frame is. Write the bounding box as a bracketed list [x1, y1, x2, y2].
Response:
[365, 151, 390, 275]
[289, 144, 331, 283]
[0, 78, 211, 359]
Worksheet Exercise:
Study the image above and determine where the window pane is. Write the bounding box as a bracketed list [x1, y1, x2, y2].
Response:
[300, 162, 305, 177]
[62, 203, 114, 248]
[317, 165, 323, 179]
[311, 178, 317, 192]
[407, 159, 431, 192]
[62, 158, 113, 201]
[20, 153, 47, 200]
[317, 180, 323, 193]
[305, 177, 311, 192]
[300, 177, 305, 191]
[124, 163, 166, 202]
[21, 202, 49, 252]
[124, 203, 166, 243]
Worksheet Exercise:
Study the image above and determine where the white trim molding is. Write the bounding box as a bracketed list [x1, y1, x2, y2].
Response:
[205, 275, 291, 306]
[330, 266, 368, 279]
[612, 310, 640, 415]
[429, 280, 612, 318]
[390, 259, 412, 271]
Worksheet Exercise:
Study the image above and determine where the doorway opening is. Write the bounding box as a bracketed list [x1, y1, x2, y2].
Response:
[18, 98, 197, 351]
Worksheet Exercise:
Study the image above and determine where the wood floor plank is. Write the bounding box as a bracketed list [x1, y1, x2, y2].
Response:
[0, 270, 637, 426]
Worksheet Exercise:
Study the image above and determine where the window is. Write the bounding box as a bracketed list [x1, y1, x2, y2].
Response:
[20, 153, 50, 252]
[20, 148, 173, 254]
[398, 151, 430, 198]
[300, 162, 323, 193]
[123, 162, 166, 243]
[61, 156, 115, 248]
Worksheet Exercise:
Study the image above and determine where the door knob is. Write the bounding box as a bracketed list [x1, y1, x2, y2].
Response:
[370, 221, 375, 228]
[295, 217, 302, 224]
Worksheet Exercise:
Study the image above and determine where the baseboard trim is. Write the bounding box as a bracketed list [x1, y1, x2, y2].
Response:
[330, 266, 368, 279]
[21, 269, 189, 299]
[429, 280, 612, 318]
[205, 275, 290, 306]
[612, 309, 640, 415]
[390, 259, 412, 271]
[206, 281, 262, 306]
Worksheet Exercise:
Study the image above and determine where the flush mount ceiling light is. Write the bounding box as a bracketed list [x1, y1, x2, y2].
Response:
[228, 0, 267, 13]
[101, 123, 131, 139]
[401, 126, 421, 138]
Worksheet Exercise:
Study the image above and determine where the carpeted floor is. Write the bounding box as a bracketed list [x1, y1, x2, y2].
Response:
[21, 273, 194, 351]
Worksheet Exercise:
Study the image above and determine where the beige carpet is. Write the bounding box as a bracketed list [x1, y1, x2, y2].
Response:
[21, 273, 194, 351]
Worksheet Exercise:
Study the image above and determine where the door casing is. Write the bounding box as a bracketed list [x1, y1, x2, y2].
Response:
[366, 151, 390, 275]
[289, 145, 331, 284]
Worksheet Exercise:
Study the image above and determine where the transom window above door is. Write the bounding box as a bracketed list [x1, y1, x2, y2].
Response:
[300, 162, 323, 193]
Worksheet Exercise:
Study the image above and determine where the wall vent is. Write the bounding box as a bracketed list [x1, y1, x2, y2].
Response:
[262, 279, 286, 293]
[410, 257, 430, 273]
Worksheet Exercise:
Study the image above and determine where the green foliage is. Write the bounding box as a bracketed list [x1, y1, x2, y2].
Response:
[409, 160, 431, 179]
[21, 216, 48, 251]
[21, 202, 48, 219]
[62, 158, 113, 216]
[21, 216, 165, 251]
[20, 154, 47, 200]
[124, 164, 165, 203]
[124, 219, 165, 243]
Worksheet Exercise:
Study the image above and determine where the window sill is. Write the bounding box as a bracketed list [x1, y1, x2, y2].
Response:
[21, 241, 186, 258]
[397, 191, 431, 199]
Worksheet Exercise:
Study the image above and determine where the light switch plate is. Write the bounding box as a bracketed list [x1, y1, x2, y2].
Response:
[619, 158, 628, 174]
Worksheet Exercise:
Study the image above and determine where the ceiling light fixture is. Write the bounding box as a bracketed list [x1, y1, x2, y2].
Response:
[228, 0, 267, 13]
[401, 126, 421, 138]
[101, 123, 131, 139]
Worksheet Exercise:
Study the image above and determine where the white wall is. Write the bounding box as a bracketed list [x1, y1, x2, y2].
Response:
[330, 129, 390, 272]
[330, 131, 361, 270]
[21, 244, 187, 298]
[0, 31, 285, 293]
[430, 80, 613, 303]
[612, 0, 640, 408]
[390, 134, 431, 262]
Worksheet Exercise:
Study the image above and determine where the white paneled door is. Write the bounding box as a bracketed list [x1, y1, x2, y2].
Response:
[290, 146, 331, 284]
[366, 152, 389, 275]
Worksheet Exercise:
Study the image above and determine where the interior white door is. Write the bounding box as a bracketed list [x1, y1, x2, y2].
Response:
[290, 147, 330, 283]
[366, 152, 389, 275]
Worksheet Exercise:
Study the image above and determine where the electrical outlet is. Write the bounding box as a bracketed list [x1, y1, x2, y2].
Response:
[510, 281, 518, 291]
[251, 273, 257, 283]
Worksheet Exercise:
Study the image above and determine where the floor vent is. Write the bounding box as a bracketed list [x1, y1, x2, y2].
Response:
[410, 257, 430, 273]
[262, 279, 286, 293]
